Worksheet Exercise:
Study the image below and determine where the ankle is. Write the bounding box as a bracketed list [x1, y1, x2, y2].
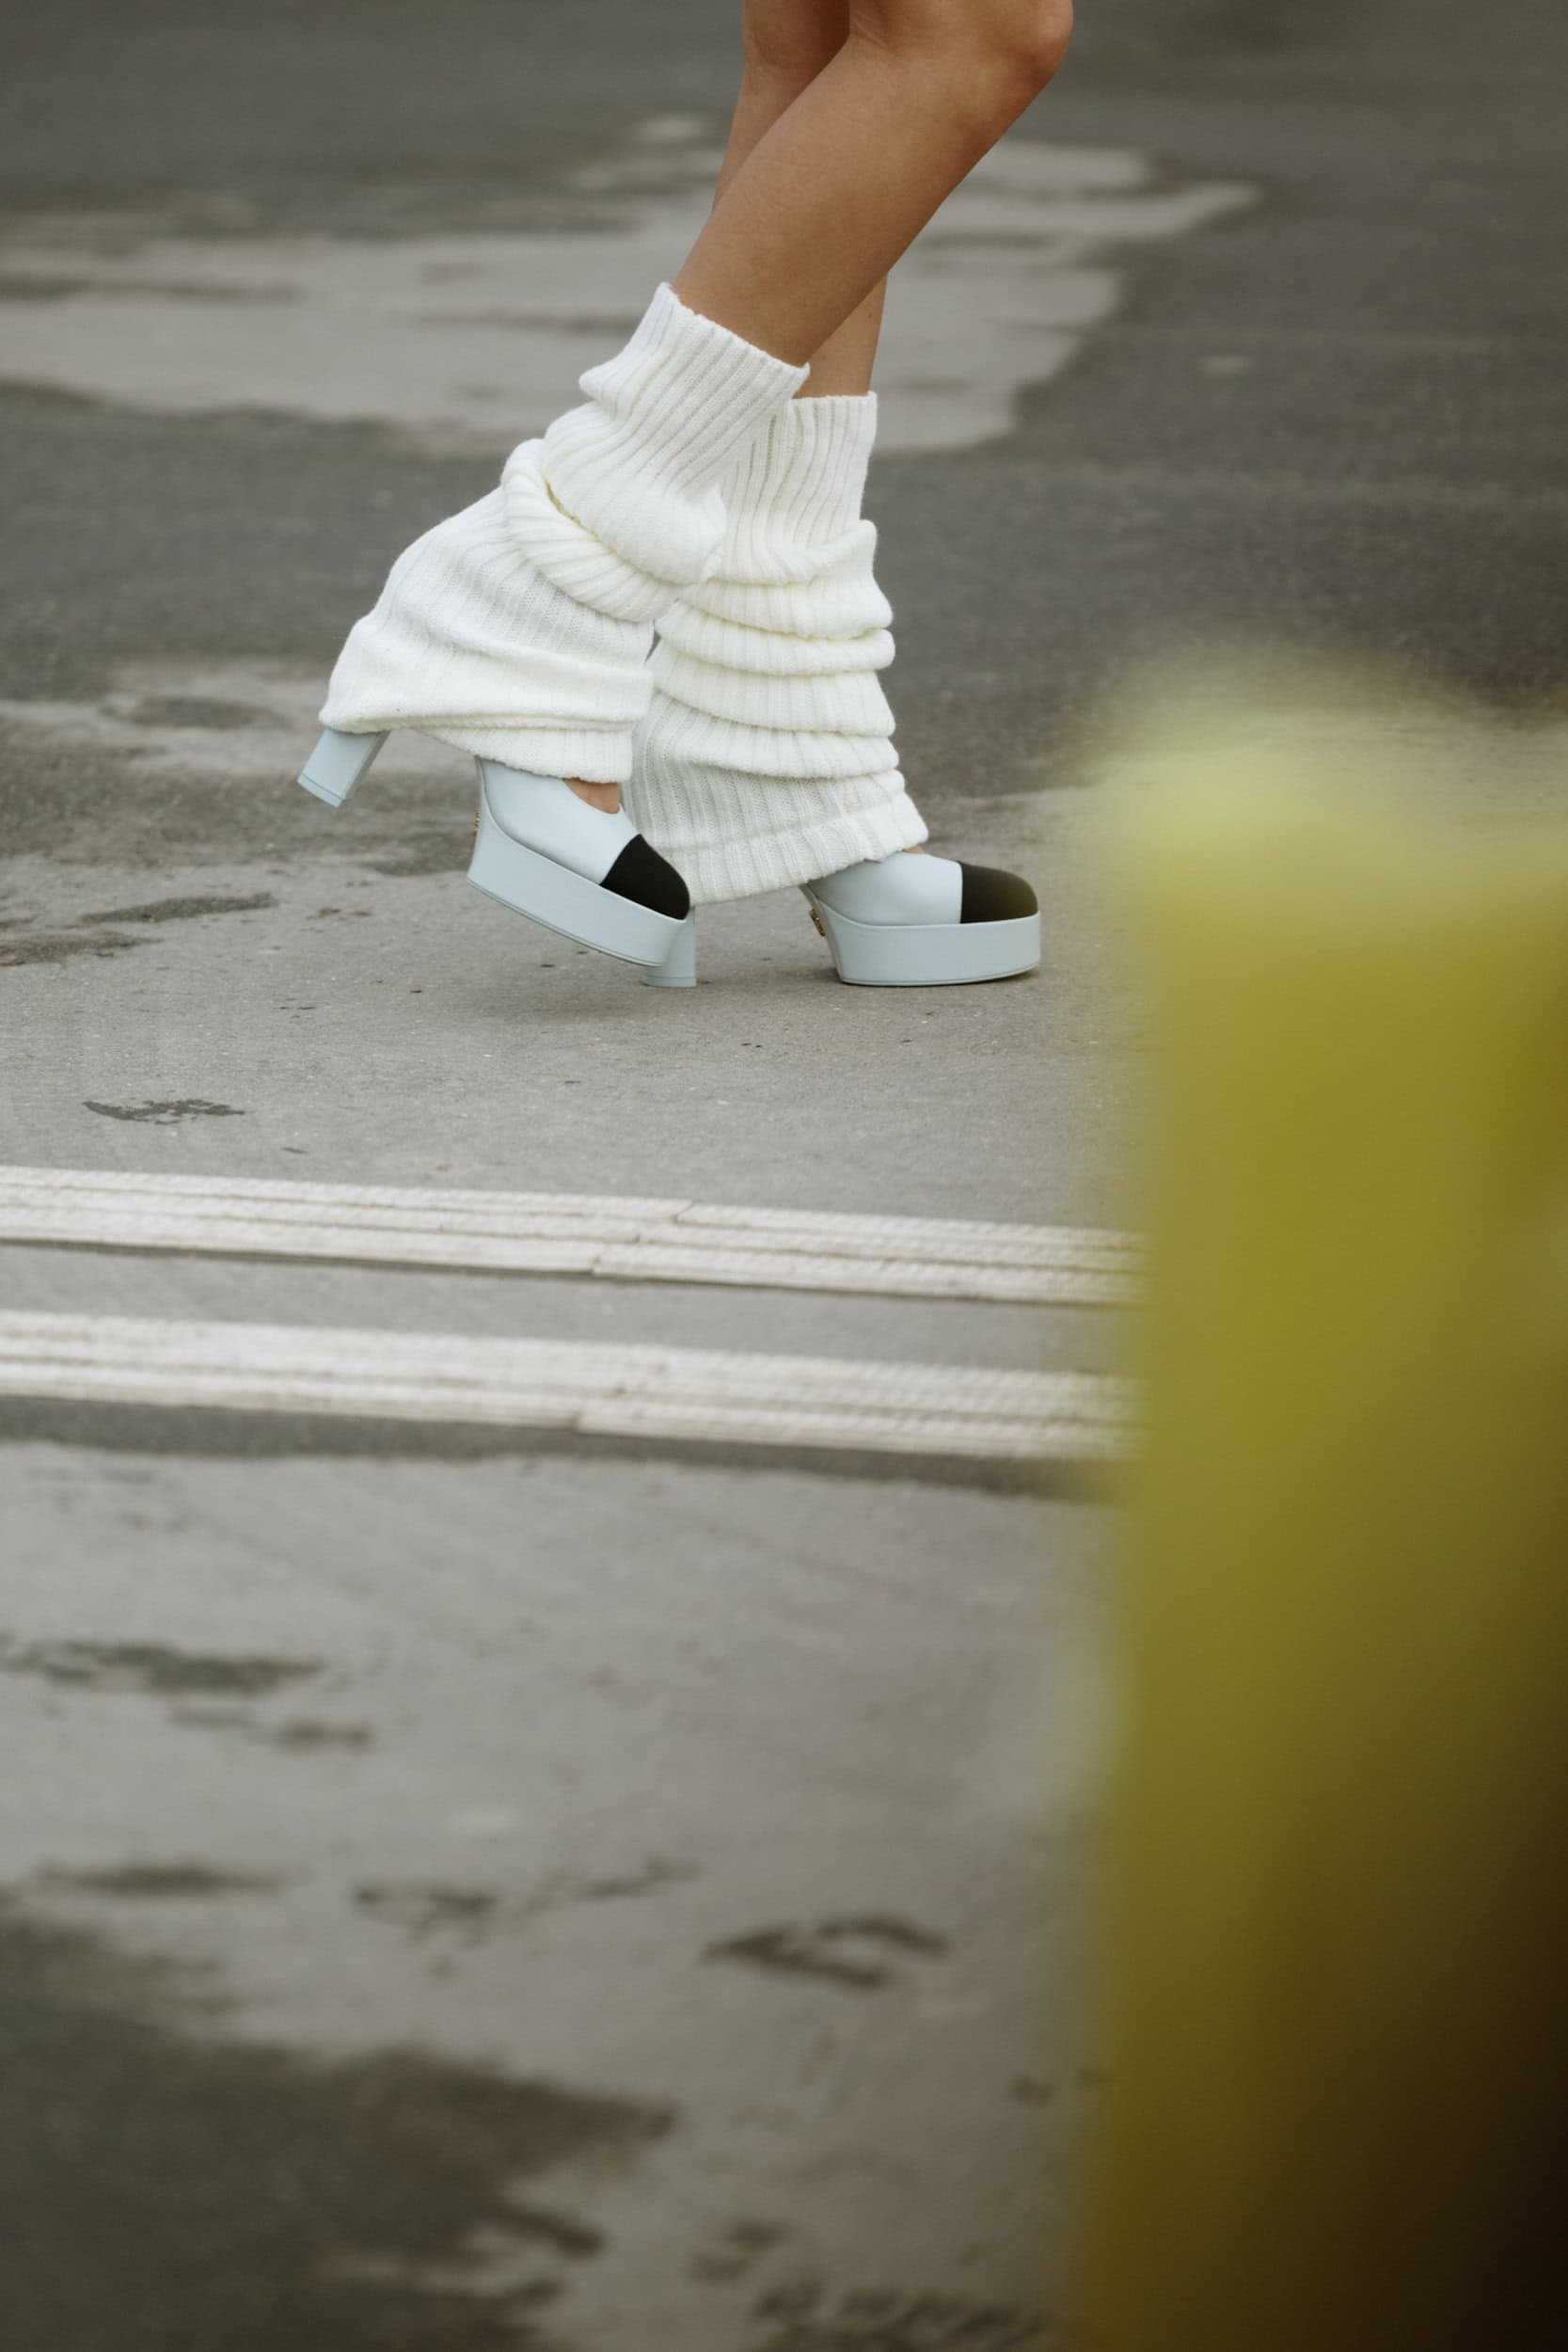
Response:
[566, 777, 621, 815]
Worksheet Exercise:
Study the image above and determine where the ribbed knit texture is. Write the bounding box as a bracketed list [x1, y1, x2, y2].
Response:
[320, 285, 807, 786]
[627, 392, 927, 901]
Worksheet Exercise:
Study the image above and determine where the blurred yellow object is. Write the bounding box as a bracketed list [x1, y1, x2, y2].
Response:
[1081, 686, 1568, 2351]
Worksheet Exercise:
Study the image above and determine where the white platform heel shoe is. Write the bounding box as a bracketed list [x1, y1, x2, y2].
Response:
[641, 850, 1039, 989]
[802, 850, 1039, 987]
[297, 727, 690, 970]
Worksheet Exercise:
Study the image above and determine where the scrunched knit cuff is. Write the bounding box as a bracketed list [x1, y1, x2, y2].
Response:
[628, 393, 927, 898]
[320, 286, 807, 785]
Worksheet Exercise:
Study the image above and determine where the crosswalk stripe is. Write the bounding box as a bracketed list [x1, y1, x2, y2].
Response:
[0, 1311, 1133, 1466]
[0, 1167, 1139, 1308]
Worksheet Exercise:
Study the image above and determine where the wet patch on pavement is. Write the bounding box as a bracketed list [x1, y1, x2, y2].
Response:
[0, 1899, 673, 2351]
[0, 124, 1250, 458]
[504, 2202, 607, 2261]
[169, 1703, 376, 1752]
[267, 1716, 377, 1751]
[2, 926, 147, 965]
[84, 1096, 245, 1122]
[356, 1858, 699, 1948]
[747, 2277, 1046, 2349]
[2, 888, 276, 965]
[77, 889, 276, 924]
[688, 2216, 793, 2285]
[560, 1857, 697, 1904]
[706, 1916, 950, 1994]
[356, 1883, 501, 1945]
[0, 662, 475, 867]
[0, 1635, 320, 1697]
[40, 1861, 285, 1899]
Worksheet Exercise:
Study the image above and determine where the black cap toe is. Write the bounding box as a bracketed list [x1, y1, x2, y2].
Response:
[958, 862, 1037, 923]
[601, 834, 690, 920]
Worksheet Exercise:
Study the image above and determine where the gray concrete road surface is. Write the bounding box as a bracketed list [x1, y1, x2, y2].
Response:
[1, 3, 1565, 2346]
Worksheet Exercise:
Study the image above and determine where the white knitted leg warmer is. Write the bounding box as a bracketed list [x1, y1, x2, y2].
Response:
[626, 392, 927, 901]
[319, 286, 808, 787]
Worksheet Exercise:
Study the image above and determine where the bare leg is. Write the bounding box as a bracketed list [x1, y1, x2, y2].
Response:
[574, 0, 1071, 806]
[570, 2, 868, 807]
[675, 0, 1073, 363]
[679, 1, 965, 852]
[714, 3, 883, 397]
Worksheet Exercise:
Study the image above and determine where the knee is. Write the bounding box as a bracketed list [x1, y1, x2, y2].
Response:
[742, 0, 850, 96]
[1000, 0, 1074, 96]
[856, 0, 1073, 135]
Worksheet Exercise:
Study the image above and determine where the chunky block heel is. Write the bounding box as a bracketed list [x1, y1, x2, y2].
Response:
[642, 913, 696, 989]
[298, 726, 388, 807]
[467, 764, 687, 966]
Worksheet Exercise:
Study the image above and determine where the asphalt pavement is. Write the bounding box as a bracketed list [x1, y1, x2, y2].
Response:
[1, 4, 1565, 2346]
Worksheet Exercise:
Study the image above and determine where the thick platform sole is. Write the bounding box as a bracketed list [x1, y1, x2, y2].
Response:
[804, 894, 1040, 987]
[467, 789, 683, 967]
[297, 726, 388, 806]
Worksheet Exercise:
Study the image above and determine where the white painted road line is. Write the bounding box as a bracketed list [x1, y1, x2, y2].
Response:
[0, 1168, 1140, 1308]
[0, 1312, 1132, 1466]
